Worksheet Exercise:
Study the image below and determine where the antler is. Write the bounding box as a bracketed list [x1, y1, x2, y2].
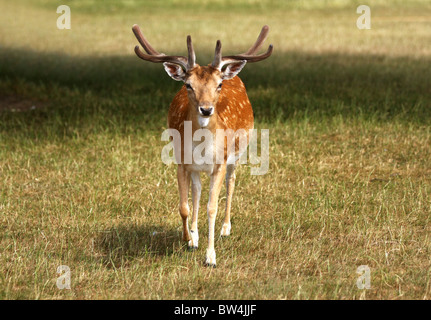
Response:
[132, 24, 196, 70]
[212, 25, 273, 69]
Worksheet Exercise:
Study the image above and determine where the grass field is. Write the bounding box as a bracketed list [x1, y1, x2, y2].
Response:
[0, 0, 431, 299]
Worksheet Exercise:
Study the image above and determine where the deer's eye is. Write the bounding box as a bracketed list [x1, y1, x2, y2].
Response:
[217, 83, 223, 90]
[185, 83, 193, 91]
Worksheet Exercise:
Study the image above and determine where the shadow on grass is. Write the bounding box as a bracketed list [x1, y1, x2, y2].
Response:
[93, 224, 182, 268]
[0, 46, 430, 137]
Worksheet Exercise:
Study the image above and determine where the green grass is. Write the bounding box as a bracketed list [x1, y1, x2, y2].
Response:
[0, 0, 431, 299]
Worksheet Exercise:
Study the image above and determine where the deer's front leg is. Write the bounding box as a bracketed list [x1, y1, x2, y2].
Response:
[205, 164, 226, 267]
[189, 172, 201, 249]
[177, 165, 191, 242]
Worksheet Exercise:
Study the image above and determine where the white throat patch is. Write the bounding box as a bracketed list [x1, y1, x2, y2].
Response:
[198, 116, 210, 128]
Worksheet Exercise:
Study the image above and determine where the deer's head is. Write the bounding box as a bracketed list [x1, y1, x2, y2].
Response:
[132, 25, 273, 124]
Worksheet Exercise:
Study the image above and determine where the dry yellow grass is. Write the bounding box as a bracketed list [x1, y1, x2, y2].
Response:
[0, 0, 430, 300]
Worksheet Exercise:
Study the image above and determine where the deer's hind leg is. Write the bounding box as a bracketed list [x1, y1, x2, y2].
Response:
[177, 165, 191, 242]
[221, 163, 236, 237]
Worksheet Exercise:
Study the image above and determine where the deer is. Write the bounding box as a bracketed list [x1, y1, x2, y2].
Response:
[132, 24, 273, 267]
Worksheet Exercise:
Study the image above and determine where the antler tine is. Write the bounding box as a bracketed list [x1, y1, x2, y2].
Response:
[212, 25, 273, 69]
[187, 35, 196, 69]
[211, 40, 222, 69]
[132, 24, 161, 56]
[244, 25, 269, 55]
[132, 24, 190, 70]
[222, 25, 273, 63]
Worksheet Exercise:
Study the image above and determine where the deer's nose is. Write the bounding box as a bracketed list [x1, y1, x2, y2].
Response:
[199, 106, 214, 117]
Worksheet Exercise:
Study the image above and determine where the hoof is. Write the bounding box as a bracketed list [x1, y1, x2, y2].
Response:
[188, 230, 199, 249]
[220, 223, 231, 237]
[187, 245, 198, 251]
[205, 248, 216, 267]
[204, 262, 217, 268]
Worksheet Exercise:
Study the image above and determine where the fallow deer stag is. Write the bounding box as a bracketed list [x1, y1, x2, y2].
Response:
[132, 24, 273, 267]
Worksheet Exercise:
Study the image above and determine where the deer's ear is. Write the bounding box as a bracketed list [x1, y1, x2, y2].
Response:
[221, 60, 247, 80]
[163, 62, 186, 81]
